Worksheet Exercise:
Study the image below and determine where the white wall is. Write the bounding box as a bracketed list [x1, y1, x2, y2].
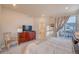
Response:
[2, 8, 36, 34]
[0, 5, 1, 38]
[0, 5, 3, 47]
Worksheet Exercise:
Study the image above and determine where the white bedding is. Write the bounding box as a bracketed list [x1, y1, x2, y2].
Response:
[24, 37, 75, 54]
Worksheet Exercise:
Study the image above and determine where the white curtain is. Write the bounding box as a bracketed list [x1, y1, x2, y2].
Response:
[39, 16, 46, 40]
[49, 16, 70, 37]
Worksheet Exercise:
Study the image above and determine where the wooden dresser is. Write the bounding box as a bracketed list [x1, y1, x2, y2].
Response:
[18, 31, 36, 44]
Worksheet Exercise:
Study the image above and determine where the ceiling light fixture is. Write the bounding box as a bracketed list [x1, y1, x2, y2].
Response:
[13, 4, 16, 7]
[41, 14, 45, 16]
[65, 7, 69, 10]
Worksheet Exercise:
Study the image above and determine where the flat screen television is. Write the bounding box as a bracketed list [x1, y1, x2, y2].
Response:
[22, 25, 32, 31]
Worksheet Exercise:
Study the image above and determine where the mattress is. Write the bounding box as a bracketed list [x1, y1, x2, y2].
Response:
[24, 37, 75, 54]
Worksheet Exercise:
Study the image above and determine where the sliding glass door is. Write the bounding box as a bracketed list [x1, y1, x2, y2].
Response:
[59, 16, 77, 38]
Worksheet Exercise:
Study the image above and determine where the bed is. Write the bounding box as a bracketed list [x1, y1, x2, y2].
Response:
[24, 37, 75, 54]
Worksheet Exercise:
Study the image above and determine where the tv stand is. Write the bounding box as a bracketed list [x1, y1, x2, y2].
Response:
[18, 31, 36, 44]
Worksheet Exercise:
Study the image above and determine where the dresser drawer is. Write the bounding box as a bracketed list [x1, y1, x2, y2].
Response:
[18, 31, 36, 44]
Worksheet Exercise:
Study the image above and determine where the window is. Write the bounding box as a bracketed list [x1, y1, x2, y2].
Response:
[59, 16, 77, 38]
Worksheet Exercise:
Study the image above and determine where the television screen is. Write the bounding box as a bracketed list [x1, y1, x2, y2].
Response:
[23, 25, 32, 31]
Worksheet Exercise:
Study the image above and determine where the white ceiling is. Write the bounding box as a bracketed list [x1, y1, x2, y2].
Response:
[2, 4, 79, 16]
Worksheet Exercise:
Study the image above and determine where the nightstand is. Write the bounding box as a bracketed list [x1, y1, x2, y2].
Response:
[73, 32, 79, 54]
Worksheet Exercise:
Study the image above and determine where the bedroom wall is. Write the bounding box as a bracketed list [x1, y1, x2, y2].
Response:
[2, 8, 37, 33]
[0, 5, 3, 47]
[0, 5, 1, 39]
